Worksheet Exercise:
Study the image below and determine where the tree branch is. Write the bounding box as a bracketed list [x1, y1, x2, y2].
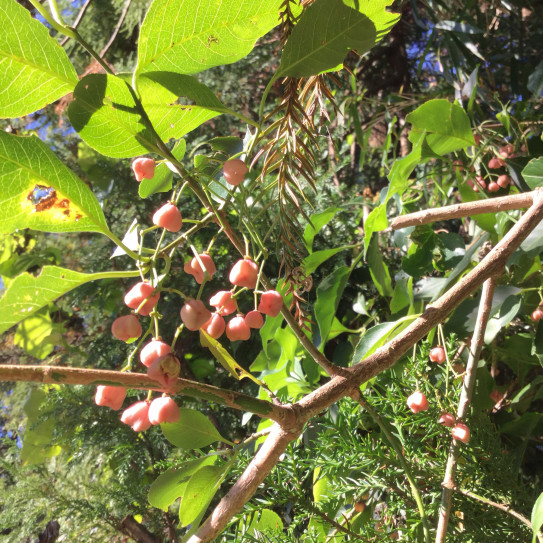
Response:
[0, 365, 295, 425]
[390, 192, 535, 230]
[435, 276, 497, 543]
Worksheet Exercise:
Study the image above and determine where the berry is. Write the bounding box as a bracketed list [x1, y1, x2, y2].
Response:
[121, 401, 151, 432]
[429, 346, 446, 364]
[140, 340, 171, 367]
[499, 143, 515, 158]
[229, 258, 258, 289]
[245, 310, 264, 329]
[202, 313, 226, 339]
[489, 390, 504, 404]
[148, 396, 180, 425]
[132, 157, 155, 182]
[475, 176, 486, 190]
[438, 412, 456, 427]
[488, 156, 506, 169]
[153, 202, 182, 232]
[226, 315, 251, 341]
[223, 159, 248, 186]
[487, 181, 500, 192]
[354, 502, 366, 513]
[531, 308, 543, 321]
[94, 385, 127, 410]
[451, 422, 470, 443]
[111, 315, 142, 342]
[180, 299, 212, 331]
[184, 254, 216, 284]
[124, 281, 160, 316]
[406, 391, 429, 413]
[473, 133, 482, 146]
[147, 353, 180, 389]
[496, 174, 511, 189]
[209, 291, 237, 315]
[258, 290, 283, 317]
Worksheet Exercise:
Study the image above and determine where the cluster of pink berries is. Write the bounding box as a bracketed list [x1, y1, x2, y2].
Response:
[406, 345, 470, 444]
[531, 304, 543, 322]
[180, 256, 283, 341]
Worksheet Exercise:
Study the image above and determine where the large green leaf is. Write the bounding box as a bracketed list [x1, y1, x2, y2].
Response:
[532, 492, 543, 543]
[14, 310, 55, 360]
[138, 72, 225, 142]
[315, 266, 351, 348]
[0, 0, 78, 118]
[279, 0, 377, 77]
[522, 157, 543, 189]
[179, 464, 229, 526]
[303, 207, 342, 252]
[0, 266, 140, 335]
[148, 456, 217, 510]
[246, 509, 283, 535]
[161, 408, 227, 449]
[406, 99, 475, 155]
[136, 0, 283, 76]
[68, 74, 158, 158]
[0, 131, 109, 235]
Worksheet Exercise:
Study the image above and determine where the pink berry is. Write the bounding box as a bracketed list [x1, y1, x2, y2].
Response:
[202, 313, 226, 339]
[153, 202, 182, 232]
[111, 315, 142, 342]
[438, 412, 456, 427]
[148, 396, 180, 425]
[147, 353, 180, 389]
[209, 291, 237, 316]
[184, 254, 216, 284]
[451, 422, 470, 443]
[132, 157, 155, 182]
[94, 385, 127, 410]
[489, 390, 504, 404]
[496, 174, 511, 189]
[429, 346, 446, 364]
[223, 159, 248, 186]
[245, 310, 264, 329]
[473, 133, 482, 146]
[498, 144, 514, 158]
[475, 176, 486, 190]
[531, 308, 543, 321]
[180, 299, 212, 331]
[229, 258, 259, 289]
[257, 290, 283, 317]
[407, 391, 429, 413]
[487, 181, 500, 192]
[226, 316, 251, 341]
[124, 281, 160, 316]
[140, 340, 171, 367]
[488, 157, 506, 169]
[121, 401, 151, 432]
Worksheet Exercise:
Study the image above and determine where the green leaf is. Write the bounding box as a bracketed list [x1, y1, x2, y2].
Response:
[406, 99, 475, 155]
[303, 207, 342, 253]
[0, 266, 139, 335]
[138, 72, 224, 142]
[179, 464, 229, 527]
[279, 0, 376, 77]
[137, 0, 283, 76]
[352, 320, 410, 364]
[21, 388, 61, 465]
[313, 466, 333, 503]
[14, 310, 54, 359]
[161, 408, 226, 449]
[367, 236, 393, 296]
[200, 329, 264, 387]
[139, 139, 186, 198]
[68, 74, 158, 158]
[0, 0, 78, 118]
[148, 456, 216, 510]
[246, 509, 283, 535]
[0, 131, 109, 235]
[315, 266, 351, 348]
[302, 247, 348, 275]
[522, 157, 543, 189]
[363, 203, 388, 255]
[532, 492, 543, 543]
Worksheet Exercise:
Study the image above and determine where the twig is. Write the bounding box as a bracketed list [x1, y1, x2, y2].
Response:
[99, 0, 132, 57]
[435, 276, 497, 543]
[455, 487, 543, 543]
[59, 0, 92, 46]
[0, 365, 295, 426]
[390, 192, 535, 230]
